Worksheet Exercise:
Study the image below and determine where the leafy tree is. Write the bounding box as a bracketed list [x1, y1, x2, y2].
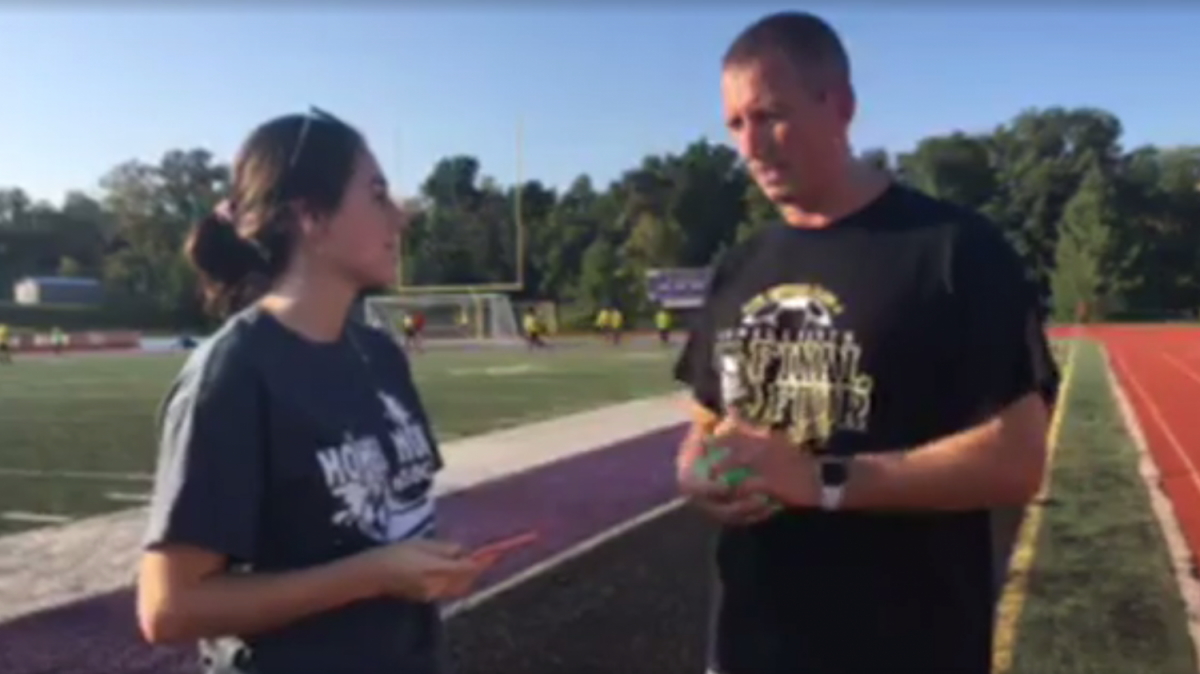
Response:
[3, 105, 1200, 327]
[1051, 162, 1129, 320]
[577, 238, 620, 310]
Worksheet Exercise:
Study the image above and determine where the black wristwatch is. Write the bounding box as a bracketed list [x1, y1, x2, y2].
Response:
[817, 456, 852, 511]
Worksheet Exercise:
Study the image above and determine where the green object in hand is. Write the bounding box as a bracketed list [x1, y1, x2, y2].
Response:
[693, 444, 780, 509]
[692, 445, 756, 488]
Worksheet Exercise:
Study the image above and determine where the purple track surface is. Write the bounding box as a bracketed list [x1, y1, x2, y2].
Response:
[0, 426, 693, 674]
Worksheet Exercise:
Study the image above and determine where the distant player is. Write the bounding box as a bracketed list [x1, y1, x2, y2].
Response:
[50, 326, 66, 356]
[0, 323, 11, 364]
[608, 306, 624, 346]
[594, 308, 611, 342]
[412, 310, 426, 344]
[401, 312, 420, 352]
[522, 307, 548, 350]
[655, 307, 673, 346]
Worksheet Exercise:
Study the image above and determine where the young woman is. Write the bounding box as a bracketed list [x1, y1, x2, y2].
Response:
[137, 109, 493, 674]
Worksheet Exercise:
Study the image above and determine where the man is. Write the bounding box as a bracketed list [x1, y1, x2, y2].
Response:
[412, 310, 426, 346]
[607, 306, 624, 346]
[673, 12, 1059, 674]
[594, 307, 611, 342]
[522, 306, 548, 350]
[50, 326, 66, 356]
[655, 306, 673, 346]
[401, 311, 419, 352]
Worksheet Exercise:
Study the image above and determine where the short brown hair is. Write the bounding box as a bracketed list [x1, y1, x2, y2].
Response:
[723, 12, 851, 97]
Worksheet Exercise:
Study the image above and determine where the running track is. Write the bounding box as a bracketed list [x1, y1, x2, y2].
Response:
[1096, 325, 1200, 568]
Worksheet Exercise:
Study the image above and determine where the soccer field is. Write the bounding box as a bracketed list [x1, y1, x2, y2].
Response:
[0, 344, 681, 535]
[0, 339, 1086, 537]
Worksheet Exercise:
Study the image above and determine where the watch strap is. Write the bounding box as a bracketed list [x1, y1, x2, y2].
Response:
[817, 457, 851, 511]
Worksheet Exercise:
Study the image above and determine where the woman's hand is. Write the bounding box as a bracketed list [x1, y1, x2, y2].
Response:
[359, 539, 492, 602]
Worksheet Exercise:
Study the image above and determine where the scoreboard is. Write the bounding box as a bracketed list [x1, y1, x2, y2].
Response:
[644, 267, 712, 309]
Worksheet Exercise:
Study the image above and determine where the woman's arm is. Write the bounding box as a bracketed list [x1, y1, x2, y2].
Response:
[138, 537, 490, 643]
[137, 545, 377, 644]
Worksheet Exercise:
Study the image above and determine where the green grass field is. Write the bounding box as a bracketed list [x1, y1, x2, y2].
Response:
[0, 345, 680, 535]
[1008, 340, 1196, 674]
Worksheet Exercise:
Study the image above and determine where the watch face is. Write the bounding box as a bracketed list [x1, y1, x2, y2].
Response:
[820, 459, 849, 486]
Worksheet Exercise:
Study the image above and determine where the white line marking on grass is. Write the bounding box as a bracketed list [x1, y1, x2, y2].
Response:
[443, 498, 686, 618]
[2, 511, 72, 525]
[448, 363, 547, 377]
[0, 467, 153, 482]
[105, 492, 151, 504]
[619, 352, 673, 361]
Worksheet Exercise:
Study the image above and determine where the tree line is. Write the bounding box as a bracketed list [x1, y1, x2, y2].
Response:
[0, 105, 1197, 330]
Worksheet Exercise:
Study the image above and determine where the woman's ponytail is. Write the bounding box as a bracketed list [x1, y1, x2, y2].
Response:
[183, 204, 269, 318]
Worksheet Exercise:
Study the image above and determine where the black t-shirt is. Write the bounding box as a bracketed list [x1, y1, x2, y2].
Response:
[144, 307, 445, 674]
[674, 184, 1058, 674]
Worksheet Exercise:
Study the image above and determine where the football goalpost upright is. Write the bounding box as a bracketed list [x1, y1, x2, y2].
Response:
[364, 119, 528, 347]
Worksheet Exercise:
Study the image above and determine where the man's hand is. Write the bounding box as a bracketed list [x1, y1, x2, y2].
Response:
[708, 413, 819, 508]
[676, 419, 780, 526]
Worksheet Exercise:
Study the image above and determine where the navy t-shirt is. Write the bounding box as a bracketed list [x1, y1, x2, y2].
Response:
[144, 306, 445, 674]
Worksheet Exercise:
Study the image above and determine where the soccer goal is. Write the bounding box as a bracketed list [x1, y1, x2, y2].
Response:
[364, 292, 523, 345]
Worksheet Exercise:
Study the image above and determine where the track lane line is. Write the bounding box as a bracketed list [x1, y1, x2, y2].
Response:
[1112, 347, 1200, 500]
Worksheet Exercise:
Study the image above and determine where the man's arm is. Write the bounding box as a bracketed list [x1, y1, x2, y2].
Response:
[677, 400, 721, 472]
[838, 218, 1057, 511]
[672, 294, 724, 474]
[670, 248, 783, 523]
[841, 391, 1048, 510]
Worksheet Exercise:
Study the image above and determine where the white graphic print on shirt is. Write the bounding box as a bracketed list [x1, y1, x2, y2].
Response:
[315, 391, 436, 542]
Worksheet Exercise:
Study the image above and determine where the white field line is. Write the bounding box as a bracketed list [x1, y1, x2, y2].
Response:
[0, 467, 153, 482]
[2, 511, 72, 525]
[444, 499, 687, 618]
[104, 492, 151, 504]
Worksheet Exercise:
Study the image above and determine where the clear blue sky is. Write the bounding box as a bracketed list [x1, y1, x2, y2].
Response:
[1, 6, 1197, 205]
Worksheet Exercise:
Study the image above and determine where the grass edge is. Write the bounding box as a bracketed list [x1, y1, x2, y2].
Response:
[991, 339, 1079, 672]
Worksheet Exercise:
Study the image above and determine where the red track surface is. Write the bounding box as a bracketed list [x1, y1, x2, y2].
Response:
[1074, 324, 1200, 563]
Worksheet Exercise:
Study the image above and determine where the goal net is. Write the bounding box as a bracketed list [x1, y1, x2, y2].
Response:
[364, 292, 523, 345]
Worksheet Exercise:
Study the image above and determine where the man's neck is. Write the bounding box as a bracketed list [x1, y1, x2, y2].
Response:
[779, 162, 891, 229]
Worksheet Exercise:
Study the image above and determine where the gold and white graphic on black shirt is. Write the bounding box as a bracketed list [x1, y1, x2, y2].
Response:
[714, 284, 875, 451]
